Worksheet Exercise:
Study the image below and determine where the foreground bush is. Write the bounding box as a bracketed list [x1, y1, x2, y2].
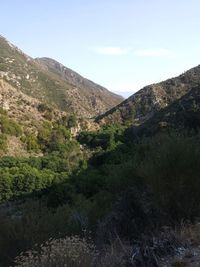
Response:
[139, 133, 200, 220]
[14, 236, 97, 267]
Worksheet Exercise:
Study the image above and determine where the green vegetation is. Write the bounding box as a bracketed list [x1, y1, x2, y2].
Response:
[78, 124, 125, 151]
[38, 122, 71, 152]
[0, 114, 22, 136]
[2, 35, 200, 266]
[0, 115, 84, 205]
[21, 133, 39, 151]
[0, 134, 7, 152]
[0, 161, 58, 201]
[0, 134, 83, 202]
[67, 114, 77, 128]
[0, 124, 200, 266]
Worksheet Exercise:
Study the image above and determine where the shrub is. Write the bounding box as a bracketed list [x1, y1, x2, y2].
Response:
[139, 133, 200, 220]
[14, 236, 97, 267]
[37, 121, 52, 148]
[0, 134, 7, 152]
[0, 107, 7, 115]
[0, 201, 73, 266]
[38, 122, 71, 152]
[0, 115, 22, 136]
[67, 114, 77, 128]
[37, 103, 50, 113]
[78, 125, 125, 151]
[0, 171, 12, 201]
[21, 133, 40, 151]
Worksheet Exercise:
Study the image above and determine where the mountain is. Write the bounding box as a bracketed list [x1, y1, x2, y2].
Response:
[129, 85, 200, 137]
[2, 35, 200, 267]
[36, 57, 123, 115]
[0, 78, 69, 157]
[0, 35, 123, 118]
[96, 65, 200, 125]
[0, 78, 66, 130]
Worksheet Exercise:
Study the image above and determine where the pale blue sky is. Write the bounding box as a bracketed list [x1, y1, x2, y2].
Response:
[1, 0, 200, 97]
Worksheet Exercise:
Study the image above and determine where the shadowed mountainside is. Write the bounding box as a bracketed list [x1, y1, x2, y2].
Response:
[128, 85, 200, 137]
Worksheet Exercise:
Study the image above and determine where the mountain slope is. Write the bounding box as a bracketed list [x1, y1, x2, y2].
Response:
[0, 35, 123, 118]
[128, 85, 200, 137]
[36, 57, 123, 116]
[96, 65, 200, 125]
[0, 78, 69, 157]
[0, 78, 66, 130]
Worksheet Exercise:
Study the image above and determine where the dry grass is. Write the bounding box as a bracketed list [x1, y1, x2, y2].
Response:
[96, 224, 200, 267]
[178, 223, 200, 246]
[96, 237, 133, 267]
[14, 224, 200, 267]
[14, 236, 97, 267]
[171, 261, 189, 267]
[159, 223, 200, 267]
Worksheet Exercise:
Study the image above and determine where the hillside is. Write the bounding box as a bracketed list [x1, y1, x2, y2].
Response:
[36, 57, 123, 116]
[0, 35, 123, 118]
[0, 77, 100, 157]
[128, 85, 200, 137]
[0, 77, 73, 156]
[0, 79, 66, 129]
[2, 35, 200, 267]
[96, 65, 200, 125]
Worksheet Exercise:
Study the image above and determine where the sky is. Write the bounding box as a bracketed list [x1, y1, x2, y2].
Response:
[1, 0, 200, 98]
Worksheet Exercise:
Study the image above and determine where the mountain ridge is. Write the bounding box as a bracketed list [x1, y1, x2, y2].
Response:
[128, 85, 200, 137]
[96, 65, 200, 126]
[35, 57, 123, 116]
[0, 35, 123, 118]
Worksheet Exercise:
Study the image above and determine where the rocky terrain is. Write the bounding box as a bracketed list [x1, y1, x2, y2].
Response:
[0, 79, 63, 130]
[36, 57, 123, 116]
[129, 85, 200, 137]
[96, 65, 200, 126]
[0, 35, 123, 118]
[0, 35, 122, 155]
